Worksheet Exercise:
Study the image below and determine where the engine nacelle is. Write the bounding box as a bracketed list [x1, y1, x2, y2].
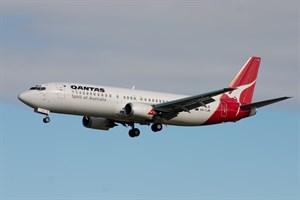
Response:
[82, 116, 116, 130]
[249, 108, 257, 117]
[124, 103, 154, 120]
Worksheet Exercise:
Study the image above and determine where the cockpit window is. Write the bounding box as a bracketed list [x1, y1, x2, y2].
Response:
[30, 85, 46, 91]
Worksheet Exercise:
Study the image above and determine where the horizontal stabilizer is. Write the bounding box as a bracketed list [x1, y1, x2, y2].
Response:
[240, 97, 291, 110]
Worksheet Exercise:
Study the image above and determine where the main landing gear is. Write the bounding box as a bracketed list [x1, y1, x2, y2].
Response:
[128, 123, 163, 138]
[151, 123, 163, 132]
[128, 128, 140, 138]
[128, 123, 140, 138]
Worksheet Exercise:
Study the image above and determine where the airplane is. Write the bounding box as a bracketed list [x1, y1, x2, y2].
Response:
[18, 57, 290, 137]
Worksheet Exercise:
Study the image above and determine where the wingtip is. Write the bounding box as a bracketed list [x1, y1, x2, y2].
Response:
[277, 96, 292, 100]
[283, 96, 292, 100]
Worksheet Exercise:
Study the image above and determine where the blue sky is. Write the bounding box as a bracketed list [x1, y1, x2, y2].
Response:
[1, 103, 299, 199]
[1, 1, 299, 200]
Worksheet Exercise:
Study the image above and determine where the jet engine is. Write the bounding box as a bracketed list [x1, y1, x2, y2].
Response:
[82, 116, 116, 130]
[124, 103, 154, 120]
[249, 108, 257, 116]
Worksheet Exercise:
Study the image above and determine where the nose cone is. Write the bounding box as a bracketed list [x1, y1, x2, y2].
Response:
[18, 92, 31, 106]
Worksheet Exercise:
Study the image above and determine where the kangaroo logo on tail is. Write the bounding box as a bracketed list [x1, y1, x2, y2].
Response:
[225, 57, 261, 105]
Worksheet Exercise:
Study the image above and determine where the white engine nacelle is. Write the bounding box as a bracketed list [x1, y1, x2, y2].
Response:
[124, 103, 154, 120]
[249, 108, 257, 117]
[82, 116, 116, 130]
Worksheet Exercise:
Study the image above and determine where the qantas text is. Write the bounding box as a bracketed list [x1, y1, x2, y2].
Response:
[71, 85, 105, 92]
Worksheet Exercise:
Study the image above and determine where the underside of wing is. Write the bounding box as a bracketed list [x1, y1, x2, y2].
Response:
[154, 88, 235, 120]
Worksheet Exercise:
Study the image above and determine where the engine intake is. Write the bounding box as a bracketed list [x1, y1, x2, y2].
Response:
[249, 108, 257, 116]
[124, 103, 154, 120]
[82, 116, 116, 130]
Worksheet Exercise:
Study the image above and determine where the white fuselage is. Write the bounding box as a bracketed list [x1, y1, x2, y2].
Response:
[19, 82, 220, 126]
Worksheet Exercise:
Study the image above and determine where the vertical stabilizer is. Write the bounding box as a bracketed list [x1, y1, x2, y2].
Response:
[228, 57, 261, 104]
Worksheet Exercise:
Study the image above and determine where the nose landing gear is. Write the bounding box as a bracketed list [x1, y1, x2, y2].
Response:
[34, 108, 51, 123]
[43, 116, 50, 123]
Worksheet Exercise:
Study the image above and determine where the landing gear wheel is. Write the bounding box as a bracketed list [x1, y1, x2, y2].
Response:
[129, 129, 135, 138]
[151, 123, 163, 132]
[129, 128, 140, 138]
[133, 128, 140, 137]
[43, 116, 50, 123]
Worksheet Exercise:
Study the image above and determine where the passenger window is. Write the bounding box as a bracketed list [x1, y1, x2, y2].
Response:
[109, 94, 112, 98]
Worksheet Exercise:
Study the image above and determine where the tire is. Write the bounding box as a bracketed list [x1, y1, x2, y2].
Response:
[128, 129, 135, 138]
[151, 123, 162, 132]
[128, 128, 140, 138]
[43, 117, 50, 123]
[133, 128, 140, 137]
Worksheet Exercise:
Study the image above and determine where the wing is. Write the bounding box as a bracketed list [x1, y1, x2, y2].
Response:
[154, 88, 235, 120]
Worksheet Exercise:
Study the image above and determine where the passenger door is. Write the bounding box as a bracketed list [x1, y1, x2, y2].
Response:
[56, 84, 65, 99]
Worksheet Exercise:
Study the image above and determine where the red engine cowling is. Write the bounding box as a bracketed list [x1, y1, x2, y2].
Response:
[82, 116, 116, 130]
[124, 103, 154, 120]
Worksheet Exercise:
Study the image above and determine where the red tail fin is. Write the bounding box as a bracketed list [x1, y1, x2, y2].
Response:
[228, 57, 261, 104]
